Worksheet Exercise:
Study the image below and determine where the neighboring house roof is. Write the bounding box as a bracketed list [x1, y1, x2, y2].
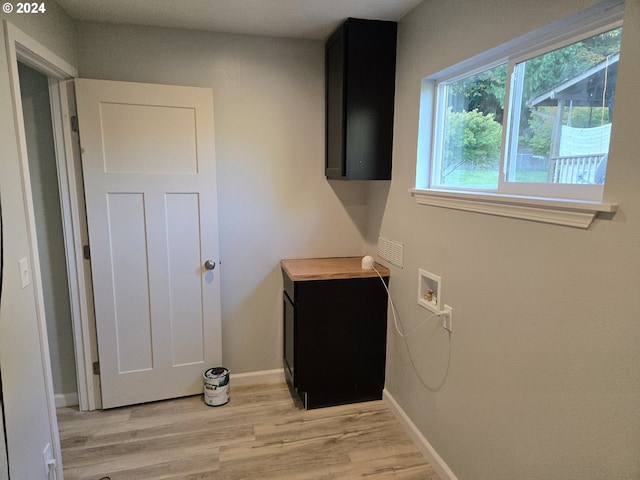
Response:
[528, 53, 619, 107]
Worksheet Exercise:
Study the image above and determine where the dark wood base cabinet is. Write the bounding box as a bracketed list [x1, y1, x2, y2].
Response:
[281, 258, 390, 409]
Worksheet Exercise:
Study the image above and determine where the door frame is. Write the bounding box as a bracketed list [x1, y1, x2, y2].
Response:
[4, 21, 98, 423]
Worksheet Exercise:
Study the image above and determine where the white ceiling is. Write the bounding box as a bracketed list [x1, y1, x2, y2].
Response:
[56, 0, 423, 40]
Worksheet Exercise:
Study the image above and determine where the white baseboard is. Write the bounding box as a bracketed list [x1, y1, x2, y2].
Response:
[229, 368, 285, 386]
[55, 392, 79, 408]
[383, 388, 458, 480]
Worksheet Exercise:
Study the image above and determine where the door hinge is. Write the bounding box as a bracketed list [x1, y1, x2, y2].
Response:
[92, 361, 100, 375]
[71, 115, 79, 133]
[83, 245, 90, 260]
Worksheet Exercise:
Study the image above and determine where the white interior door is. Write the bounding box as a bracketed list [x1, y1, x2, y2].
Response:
[75, 79, 222, 409]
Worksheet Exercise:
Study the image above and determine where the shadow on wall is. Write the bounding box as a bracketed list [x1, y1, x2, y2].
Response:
[393, 314, 452, 392]
[365, 181, 391, 245]
[328, 179, 391, 239]
[221, 262, 284, 371]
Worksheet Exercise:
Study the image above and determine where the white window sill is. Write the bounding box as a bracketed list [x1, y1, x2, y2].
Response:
[410, 188, 617, 228]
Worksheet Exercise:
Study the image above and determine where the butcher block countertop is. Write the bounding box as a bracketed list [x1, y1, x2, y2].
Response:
[281, 257, 390, 281]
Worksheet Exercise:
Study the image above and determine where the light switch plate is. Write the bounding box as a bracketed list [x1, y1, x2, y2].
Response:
[19, 258, 30, 288]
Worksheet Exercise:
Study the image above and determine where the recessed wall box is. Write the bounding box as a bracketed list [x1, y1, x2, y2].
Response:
[418, 269, 441, 313]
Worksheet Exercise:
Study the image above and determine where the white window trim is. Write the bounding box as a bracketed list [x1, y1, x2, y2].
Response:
[414, 0, 624, 227]
[410, 188, 617, 229]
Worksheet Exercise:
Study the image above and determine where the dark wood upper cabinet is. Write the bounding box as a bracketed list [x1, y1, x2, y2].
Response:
[325, 18, 397, 180]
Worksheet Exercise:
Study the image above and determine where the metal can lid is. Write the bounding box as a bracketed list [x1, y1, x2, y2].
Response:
[204, 367, 228, 379]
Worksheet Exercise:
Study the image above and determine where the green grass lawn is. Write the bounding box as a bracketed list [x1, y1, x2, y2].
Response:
[442, 168, 547, 188]
[514, 171, 548, 182]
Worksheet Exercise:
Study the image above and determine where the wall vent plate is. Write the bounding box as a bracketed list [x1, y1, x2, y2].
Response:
[418, 269, 441, 313]
[389, 240, 404, 268]
[377, 236, 391, 261]
[377, 236, 404, 268]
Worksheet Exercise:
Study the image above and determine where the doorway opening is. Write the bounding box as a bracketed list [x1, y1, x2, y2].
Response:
[5, 22, 100, 416]
[18, 61, 79, 409]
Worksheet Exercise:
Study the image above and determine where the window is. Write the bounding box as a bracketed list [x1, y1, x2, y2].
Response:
[414, 4, 624, 227]
[433, 62, 506, 190]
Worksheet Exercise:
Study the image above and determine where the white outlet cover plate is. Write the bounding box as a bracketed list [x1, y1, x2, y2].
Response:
[19, 258, 30, 288]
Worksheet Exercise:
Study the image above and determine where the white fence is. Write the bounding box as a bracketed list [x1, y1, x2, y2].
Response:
[547, 154, 603, 184]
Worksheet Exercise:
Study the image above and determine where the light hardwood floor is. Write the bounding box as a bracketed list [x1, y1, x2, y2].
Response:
[58, 381, 440, 479]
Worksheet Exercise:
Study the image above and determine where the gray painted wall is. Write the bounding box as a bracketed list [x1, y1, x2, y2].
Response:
[369, 0, 640, 478]
[76, 22, 369, 373]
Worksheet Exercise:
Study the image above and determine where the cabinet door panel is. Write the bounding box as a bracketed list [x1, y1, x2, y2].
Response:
[295, 278, 387, 395]
[325, 29, 345, 178]
[325, 18, 397, 180]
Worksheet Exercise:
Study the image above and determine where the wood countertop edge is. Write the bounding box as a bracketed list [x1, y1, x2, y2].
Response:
[281, 257, 390, 281]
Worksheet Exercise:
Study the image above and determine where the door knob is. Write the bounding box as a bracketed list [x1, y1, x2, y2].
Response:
[204, 259, 216, 271]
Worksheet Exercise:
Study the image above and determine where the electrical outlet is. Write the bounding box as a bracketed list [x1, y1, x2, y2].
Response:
[442, 304, 453, 332]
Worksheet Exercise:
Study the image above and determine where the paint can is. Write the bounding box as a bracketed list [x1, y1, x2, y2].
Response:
[203, 367, 230, 406]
